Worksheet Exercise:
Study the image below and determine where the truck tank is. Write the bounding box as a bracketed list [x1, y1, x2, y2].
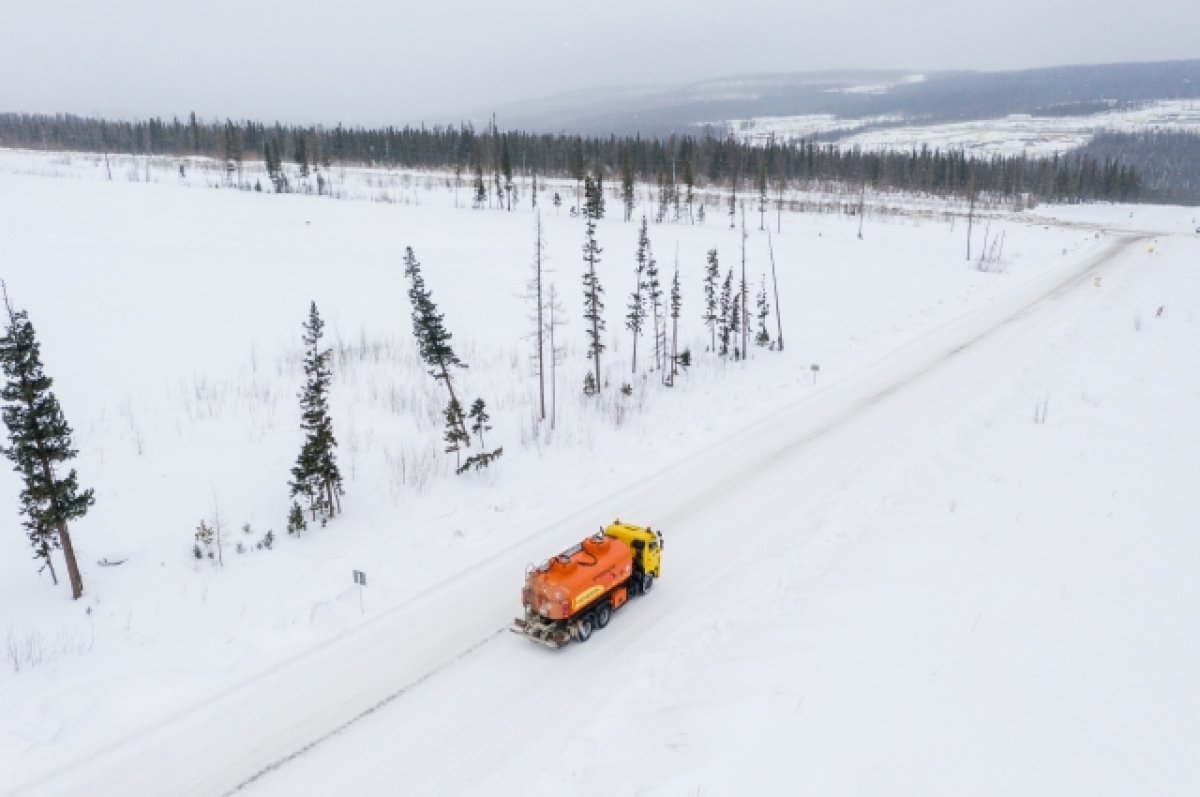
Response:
[523, 533, 634, 621]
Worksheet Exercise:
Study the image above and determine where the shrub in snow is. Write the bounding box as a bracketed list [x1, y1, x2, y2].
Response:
[194, 519, 214, 560]
[287, 501, 306, 536]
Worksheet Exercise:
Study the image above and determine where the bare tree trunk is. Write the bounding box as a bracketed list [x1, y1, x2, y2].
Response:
[631, 327, 639, 374]
[740, 219, 749, 358]
[966, 192, 976, 261]
[768, 229, 784, 351]
[37, 455, 82, 598]
[857, 179, 866, 240]
[535, 213, 545, 420]
[42, 538, 59, 585]
[592, 315, 601, 391]
[211, 498, 225, 567]
[57, 522, 84, 600]
[549, 291, 558, 431]
[651, 303, 660, 372]
[670, 305, 679, 386]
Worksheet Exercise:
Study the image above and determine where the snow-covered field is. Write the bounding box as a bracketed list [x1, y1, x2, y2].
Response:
[1, 149, 1197, 796]
[732, 99, 1200, 156]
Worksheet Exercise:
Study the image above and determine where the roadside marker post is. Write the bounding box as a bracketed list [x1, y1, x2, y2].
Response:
[353, 570, 367, 614]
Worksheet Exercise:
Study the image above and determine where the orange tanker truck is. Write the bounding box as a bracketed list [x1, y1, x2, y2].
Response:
[511, 520, 664, 648]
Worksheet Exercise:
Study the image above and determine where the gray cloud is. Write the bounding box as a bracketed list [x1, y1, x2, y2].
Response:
[2, 0, 1196, 125]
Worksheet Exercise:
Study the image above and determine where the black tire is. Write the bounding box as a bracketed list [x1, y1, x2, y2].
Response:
[574, 617, 593, 643]
[594, 602, 612, 629]
[641, 573, 654, 594]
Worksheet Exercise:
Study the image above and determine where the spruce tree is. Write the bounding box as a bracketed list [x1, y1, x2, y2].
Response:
[468, 398, 491, 447]
[294, 134, 309, 178]
[405, 247, 470, 443]
[18, 462, 58, 582]
[289, 302, 342, 520]
[626, 217, 649, 373]
[443, 398, 469, 469]
[501, 137, 513, 211]
[740, 220, 749, 358]
[767, 228, 785, 351]
[473, 160, 486, 209]
[683, 158, 695, 224]
[528, 212, 547, 421]
[263, 141, 276, 184]
[703, 249, 719, 352]
[0, 289, 93, 599]
[581, 177, 606, 392]
[546, 282, 566, 428]
[718, 269, 733, 357]
[646, 245, 663, 370]
[757, 162, 768, 231]
[287, 500, 307, 535]
[621, 153, 635, 222]
[729, 284, 743, 361]
[656, 171, 669, 223]
[593, 172, 606, 219]
[756, 276, 771, 347]
[222, 119, 240, 185]
[668, 261, 682, 386]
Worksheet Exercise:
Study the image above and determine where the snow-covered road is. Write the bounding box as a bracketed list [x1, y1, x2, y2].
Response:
[11, 229, 1158, 797]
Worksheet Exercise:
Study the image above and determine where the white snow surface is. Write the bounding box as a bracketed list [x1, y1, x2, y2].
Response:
[733, 99, 1200, 157]
[0, 149, 1197, 796]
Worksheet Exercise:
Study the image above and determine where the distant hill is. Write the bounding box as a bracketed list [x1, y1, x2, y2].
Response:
[485, 60, 1200, 136]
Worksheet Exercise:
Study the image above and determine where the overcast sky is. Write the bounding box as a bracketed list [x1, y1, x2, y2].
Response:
[1, 0, 1196, 126]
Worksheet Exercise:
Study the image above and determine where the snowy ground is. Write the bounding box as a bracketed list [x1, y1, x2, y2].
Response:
[0, 149, 1197, 795]
[731, 99, 1200, 156]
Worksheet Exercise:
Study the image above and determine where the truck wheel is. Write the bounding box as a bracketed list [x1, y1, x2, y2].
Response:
[594, 602, 612, 629]
[641, 573, 654, 594]
[574, 617, 593, 643]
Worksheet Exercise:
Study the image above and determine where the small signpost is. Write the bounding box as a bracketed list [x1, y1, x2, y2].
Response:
[353, 570, 367, 614]
[810, 363, 821, 385]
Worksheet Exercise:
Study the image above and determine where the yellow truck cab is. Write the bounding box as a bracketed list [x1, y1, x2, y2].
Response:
[603, 520, 663, 590]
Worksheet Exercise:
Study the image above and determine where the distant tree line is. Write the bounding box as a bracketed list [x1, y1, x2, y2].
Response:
[1077, 129, 1200, 204]
[0, 111, 1143, 204]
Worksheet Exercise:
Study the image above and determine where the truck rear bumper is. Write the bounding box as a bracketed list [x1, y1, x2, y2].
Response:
[510, 616, 571, 649]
